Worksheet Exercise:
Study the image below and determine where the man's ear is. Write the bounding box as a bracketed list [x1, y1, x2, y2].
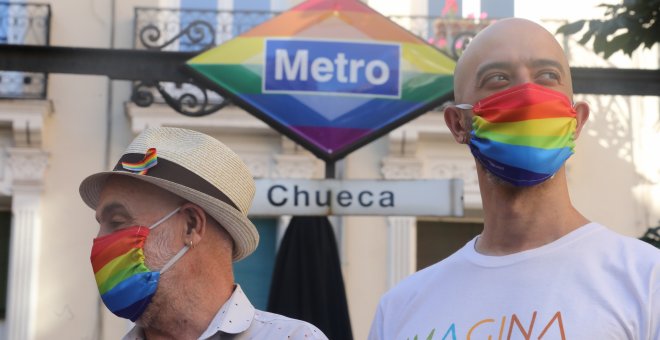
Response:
[444, 105, 470, 144]
[573, 101, 590, 140]
[180, 203, 207, 248]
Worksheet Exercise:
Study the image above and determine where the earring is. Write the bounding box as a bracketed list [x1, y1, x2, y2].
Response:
[189, 240, 194, 249]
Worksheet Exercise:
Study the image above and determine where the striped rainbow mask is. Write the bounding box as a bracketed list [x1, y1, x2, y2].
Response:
[456, 83, 577, 186]
[90, 207, 187, 321]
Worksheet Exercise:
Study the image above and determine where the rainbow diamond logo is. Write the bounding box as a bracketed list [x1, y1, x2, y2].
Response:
[187, 0, 456, 161]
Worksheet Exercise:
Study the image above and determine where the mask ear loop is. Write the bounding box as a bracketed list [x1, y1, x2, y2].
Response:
[145, 206, 190, 274]
[149, 207, 181, 230]
[159, 244, 190, 274]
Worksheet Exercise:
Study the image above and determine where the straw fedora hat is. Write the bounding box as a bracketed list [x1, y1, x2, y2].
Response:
[79, 127, 258, 261]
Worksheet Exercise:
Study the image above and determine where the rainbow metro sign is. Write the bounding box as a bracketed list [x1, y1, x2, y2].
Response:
[187, 0, 456, 162]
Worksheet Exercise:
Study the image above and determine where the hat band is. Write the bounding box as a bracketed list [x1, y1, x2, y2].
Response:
[113, 153, 240, 212]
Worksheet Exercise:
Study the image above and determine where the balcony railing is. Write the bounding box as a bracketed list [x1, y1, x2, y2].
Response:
[134, 7, 488, 56]
[0, 2, 51, 99]
[132, 7, 284, 115]
[134, 7, 279, 52]
[389, 15, 493, 59]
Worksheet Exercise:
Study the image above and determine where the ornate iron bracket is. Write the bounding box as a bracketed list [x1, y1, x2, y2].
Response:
[133, 19, 226, 117]
[131, 80, 230, 117]
[139, 20, 215, 51]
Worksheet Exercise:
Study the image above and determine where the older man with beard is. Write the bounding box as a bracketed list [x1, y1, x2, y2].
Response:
[81, 127, 327, 339]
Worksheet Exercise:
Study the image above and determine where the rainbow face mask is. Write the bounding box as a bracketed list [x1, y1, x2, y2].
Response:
[456, 83, 577, 186]
[90, 207, 188, 321]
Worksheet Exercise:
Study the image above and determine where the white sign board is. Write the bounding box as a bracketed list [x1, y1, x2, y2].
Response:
[249, 179, 463, 216]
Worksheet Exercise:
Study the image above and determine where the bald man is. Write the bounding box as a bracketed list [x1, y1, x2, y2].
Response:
[369, 18, 659, 340]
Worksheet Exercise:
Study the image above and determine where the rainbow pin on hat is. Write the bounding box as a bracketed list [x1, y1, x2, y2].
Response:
[79, 127, 258, 261]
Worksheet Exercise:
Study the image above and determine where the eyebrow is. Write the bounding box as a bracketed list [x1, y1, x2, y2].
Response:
[475, 59, 566, 83]
[529, 59, 566, 76]
[475, 61, 514, 83]
[95, 202, 132, 223]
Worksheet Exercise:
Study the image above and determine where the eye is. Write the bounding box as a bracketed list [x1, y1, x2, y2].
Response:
[535, 70, 561, 85]
[480, 73, 509, 89]
[105, 214, 130, 230]
[109, 220, 125, 228]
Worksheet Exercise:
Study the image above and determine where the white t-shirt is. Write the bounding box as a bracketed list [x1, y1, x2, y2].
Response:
[369, 223, 660, 340]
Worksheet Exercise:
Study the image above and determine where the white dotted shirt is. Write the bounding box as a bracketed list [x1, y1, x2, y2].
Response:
[123, 285, 328, 340]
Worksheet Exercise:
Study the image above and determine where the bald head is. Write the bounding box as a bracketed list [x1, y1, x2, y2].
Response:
[453, 18, 573, 103]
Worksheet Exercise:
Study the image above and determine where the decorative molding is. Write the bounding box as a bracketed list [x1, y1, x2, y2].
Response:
[7, 148, 49, 189]
[6, 191, 42, 340]
[4, 151, 48, 340]
[386, 216, 416, 288]
[0, 99, 52, 147]
[0, 100, 50, 340]
[426, 158, 481, 209]
[273, 136, 322, 179]
[126, 103, 271, 135]
[381, 156, 423, 180]
[273, 154, 318, 179]
[240, 154, 271, 179]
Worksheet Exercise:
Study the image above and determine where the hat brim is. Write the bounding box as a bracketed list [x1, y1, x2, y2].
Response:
[79, 171, 258, 261]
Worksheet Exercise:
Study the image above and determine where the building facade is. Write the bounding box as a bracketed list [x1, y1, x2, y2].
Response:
[0, 0, 658, 339]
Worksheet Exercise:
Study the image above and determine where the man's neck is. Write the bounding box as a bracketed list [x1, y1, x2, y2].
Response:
[476, 167, 589, 255]
[140, 266, 234, 339]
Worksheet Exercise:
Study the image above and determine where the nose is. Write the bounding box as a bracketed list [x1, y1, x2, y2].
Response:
[512, 66, 534, 87]
[96, 225, 111, 238]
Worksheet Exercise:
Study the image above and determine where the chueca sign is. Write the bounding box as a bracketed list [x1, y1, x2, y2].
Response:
[250, 179, 463, 216]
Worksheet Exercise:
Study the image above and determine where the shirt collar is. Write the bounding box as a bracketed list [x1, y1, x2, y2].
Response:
[198, 284, 255, 337]
[122, 284, 256, 340]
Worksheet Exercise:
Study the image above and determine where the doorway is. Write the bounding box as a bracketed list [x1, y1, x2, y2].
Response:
[416, 219, 483, 270]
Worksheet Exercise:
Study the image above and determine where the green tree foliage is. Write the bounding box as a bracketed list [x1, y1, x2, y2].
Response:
[557, 0, 659, 59]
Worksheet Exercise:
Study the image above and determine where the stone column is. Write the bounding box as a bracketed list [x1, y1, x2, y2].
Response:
[5, 148, 48, 340]
[381, 151, 422, 288]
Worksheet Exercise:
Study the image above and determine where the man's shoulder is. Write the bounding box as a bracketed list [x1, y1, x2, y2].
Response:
[592, 223, 660, 257]
[251, 310, 328, 339]
[582, 223, 660, 274]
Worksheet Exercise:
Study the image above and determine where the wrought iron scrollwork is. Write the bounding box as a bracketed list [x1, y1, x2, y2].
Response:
[139, 20, 215, 51]
[155, 81, 229, 117]
[131, 81, 156, 107]
[131, 80, 229, 117]
[133, 16, 228, 116]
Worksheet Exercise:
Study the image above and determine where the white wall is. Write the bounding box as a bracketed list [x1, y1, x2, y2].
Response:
[35, 0, 111, 337]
